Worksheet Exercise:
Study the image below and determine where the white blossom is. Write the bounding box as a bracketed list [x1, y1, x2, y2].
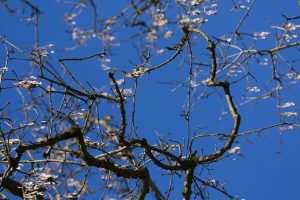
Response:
[152, 10, 168, 27]
[34, 125, 46, 131]
[260, 58, 268, 66]
[23, 181, 44, 199]
[201, 78, 210, 84]
[285, 22, 299, 32]
[280, 125, 294, 131]
[102, 63, 111, 70]
[228, 146, 240, 154]
[191, 9, 201, 16]
[46, 85, 56, 92]
[0, 67, 8, 72]
[115, 79, 124, 85]
[146, 29, 158, 42]
[219, 36, 232, 43]
[205, 10, 217, 16]
[103, 34, 115, 42]
[206, 179, 218, 186]
[156, 49, 165, 54]
[125, 67, 148, 78]
[283, 34, 297, 42]
[121, 88, 133, 96]
[164, 31, 173, 38]
[190, 80, 199, 88]
[190, 18, 206, 24]
[285, 72, 297, 79]
[105, 17, 117, 25]
[180, 16, 206, 25]
[280, 112, 297, 117]
[207, 3, 218, 8]
[191, 0, 203, 6]
[247, 86, 260, 93]
[67, 177, 81, 188]
[72, 109, 86, 120]
[253, 32, 270, 40]
[277, 102, 295, 108]
[38, 173, 57, 185]
[0, 138, 20, 145]
[14, 80, 42, 89]
[227, 65, 242, 76]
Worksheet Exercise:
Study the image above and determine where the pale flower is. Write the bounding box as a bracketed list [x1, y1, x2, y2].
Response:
[115, 79, 124, 85]
[105, 17, 117, 25]
[38, 173, 57, 185]
[152, 10, 168, 27]
[280, 112, 297, 117]
[283, 34, 297, 42]
[253, 32, 270, 39]
[191, 0, 203, 6]
[277, 102, 295, 108]
[125, 67, 148, 78]
[156, 49, 165, 54]
[179, 16, 190, 24]
[285, 22, 299, 32]
[260, 58, 268, 66]
[205, 10, 217, 16]
[280, 125, 294, 131]
[164, 30, 173, 38]
[46, 85, 56, 92]
[247, 86, 260, 93]
[121, 88, 133, 96]
[102, 63, 111, 70]
[206, 179, 218, 186]
[72, 109, 86, 120]
[228, 146, 240, 154]
[219, 36, 232, 43]
[201, 78, 209, 84]
[190, 18, 206, 24]
[146, 29, 158, 42]
[0, 67, 8, 72]
[180, 16, 206, 24]
[191, 9, 201, 16]
[190, 80, 199, 88]
[14, 80, 42, 89]
[72, 28, 82, 40]
[67, 177, 81, 188]
[227, 65, 242, 76]
[285, 72, 296, 79]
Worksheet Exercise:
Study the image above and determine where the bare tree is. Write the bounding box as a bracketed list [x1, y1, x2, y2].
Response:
[0, 0, 300, 199]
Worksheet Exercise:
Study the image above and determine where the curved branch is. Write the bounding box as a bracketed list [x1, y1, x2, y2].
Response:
[188, 27, 241, 164]
[146, 32, 188, 73]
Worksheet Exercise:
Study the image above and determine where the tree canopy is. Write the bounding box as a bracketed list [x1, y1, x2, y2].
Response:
[0, 0, 300, 199]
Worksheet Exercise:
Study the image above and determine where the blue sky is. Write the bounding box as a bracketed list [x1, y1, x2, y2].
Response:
[1, 1, 300, 199]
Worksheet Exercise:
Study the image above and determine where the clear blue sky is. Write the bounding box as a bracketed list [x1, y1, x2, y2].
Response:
[1, 1, 300, 199]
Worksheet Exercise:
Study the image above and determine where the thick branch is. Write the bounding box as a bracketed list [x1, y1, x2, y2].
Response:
[182, 166, 195, 200]
[0, 174, 23, 198]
